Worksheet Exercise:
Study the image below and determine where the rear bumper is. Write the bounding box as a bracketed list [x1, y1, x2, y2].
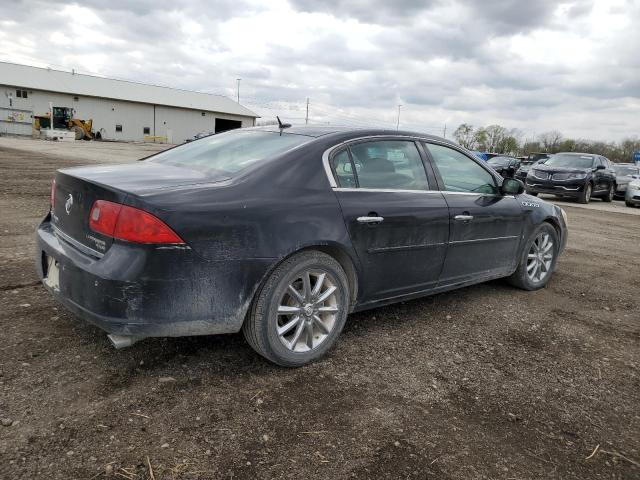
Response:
[36, 215, 274, 338]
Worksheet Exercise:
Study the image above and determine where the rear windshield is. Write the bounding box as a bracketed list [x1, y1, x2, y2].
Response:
[148, 130, 311, 175]
[613, 165, 639, 176]
[545, 154, 594, 169]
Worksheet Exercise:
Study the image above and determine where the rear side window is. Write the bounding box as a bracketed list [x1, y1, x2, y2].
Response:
[149, 130, 311, 175]
[426, 143, 498, 194]
[346, 140, 429, 190]
[331, 150, 357, 188]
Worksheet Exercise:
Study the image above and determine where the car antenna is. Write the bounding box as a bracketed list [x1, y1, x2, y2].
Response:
[276, 116, 291, 135]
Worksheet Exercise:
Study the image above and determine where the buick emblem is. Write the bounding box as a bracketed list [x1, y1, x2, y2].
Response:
[65, 194, 74, 215]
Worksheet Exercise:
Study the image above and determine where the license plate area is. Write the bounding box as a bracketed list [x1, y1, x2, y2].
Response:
[43, 253, 60, 291]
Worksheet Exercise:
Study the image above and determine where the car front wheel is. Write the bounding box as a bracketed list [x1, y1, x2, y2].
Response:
[507, 223, 559, 291]
[243, 251, 350, 367]
[602, 184, 614, 202]
[578, 183, 592, 204]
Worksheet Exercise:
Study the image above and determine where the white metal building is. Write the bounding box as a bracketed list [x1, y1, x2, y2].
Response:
[0, 62, 258, 143]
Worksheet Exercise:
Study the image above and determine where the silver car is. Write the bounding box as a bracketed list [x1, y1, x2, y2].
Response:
[613, 164, 640, 198]
[625, 175, 640, 207]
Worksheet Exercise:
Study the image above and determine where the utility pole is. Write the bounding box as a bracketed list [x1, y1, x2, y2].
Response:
[396, 104, 402, 131]
[236, 78, 241, 103]
[305, 97, 309, 125]
[443, 124, 447, 138]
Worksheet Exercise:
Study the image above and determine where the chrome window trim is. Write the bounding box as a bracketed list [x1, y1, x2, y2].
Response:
[334, 187, 442, 194]
[334, 187, 514, 199]
[321, 134, 506, 195]
[53, 224, 104, 259]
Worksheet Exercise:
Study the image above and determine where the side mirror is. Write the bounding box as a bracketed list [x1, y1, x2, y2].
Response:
[501, 178, 525, 195]
[595, 164, 606, 170]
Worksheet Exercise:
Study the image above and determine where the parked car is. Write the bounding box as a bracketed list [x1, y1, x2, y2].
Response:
[525, 152, 617, 204]
[515, 159, 540, 183]
[471, 150, 488, 161]
[612, 163, 640, 198]
[625, 176, 640, 207]
[526, 152, 551, 163]
[36, 127, 567, 366]
[515, 153, 551, 183]
[185, 131, 214, 143]
[487, 156, 521, 178]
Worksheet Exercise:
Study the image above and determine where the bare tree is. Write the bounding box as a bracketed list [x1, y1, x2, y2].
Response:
[453, 123, 476, 149]
[537, 131, 563, 153]
[484, 125, 508, 152]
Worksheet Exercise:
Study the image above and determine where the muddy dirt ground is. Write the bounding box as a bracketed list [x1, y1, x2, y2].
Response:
[0, 140, 638, 479]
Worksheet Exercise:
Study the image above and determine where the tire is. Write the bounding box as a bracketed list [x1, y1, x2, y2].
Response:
[526, 190, 538, 197]
[507, 223, 559, 291]
[243, 251, 350, 367]
[577, 183, 592, 204]
[626, 201, 635, 208]
[72, 125, 84, 140]
[602, 184, 614, 202]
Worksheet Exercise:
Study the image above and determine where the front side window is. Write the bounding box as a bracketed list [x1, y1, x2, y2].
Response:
[426, 143, 498, 194]
[347, 140, 429, 190]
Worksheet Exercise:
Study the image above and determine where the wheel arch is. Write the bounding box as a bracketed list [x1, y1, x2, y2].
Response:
[543, 216, 562, 238]
[250, 242, 361, 315]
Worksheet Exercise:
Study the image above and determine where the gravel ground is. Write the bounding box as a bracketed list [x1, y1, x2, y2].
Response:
[0, 139, 638, 479]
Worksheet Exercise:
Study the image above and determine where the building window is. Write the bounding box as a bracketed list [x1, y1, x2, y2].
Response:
[202, 112, 206, 116]
[74, 96, 79, 101]
[16, 89, 21, 98]
[143, 127, 150, 135]
[115, 125, 123, 132]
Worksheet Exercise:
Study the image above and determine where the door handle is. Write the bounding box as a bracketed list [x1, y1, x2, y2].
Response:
[454, 214, 474, 221]
[357, 216, 384, 224]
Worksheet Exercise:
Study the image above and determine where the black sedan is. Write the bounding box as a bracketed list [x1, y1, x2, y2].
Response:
[487, 156, 521, 178]
[525, 152, 617, 203]
[36, 127, 568, 366]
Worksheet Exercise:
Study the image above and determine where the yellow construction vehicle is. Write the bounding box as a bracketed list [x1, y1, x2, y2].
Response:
[34, 107, 94, 140]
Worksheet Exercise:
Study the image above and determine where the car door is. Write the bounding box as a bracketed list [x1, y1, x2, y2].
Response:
[424, 142, 525, 286]
[328, 139, 450, 302]
[592, 157, 605, 191]
[603, 157, 616, 190]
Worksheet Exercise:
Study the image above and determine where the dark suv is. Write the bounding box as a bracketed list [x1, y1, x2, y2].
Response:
[525, 152, 617, 203]
[515, 153, 551, 183]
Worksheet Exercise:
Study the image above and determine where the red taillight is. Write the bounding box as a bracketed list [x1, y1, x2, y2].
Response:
[89, 200, 184, 244]
[50, 179, 56, 208]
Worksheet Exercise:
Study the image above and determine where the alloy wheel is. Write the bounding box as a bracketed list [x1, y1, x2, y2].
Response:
[276, 270, 340, 352]
[526, 232, 554, 283]
[585, 184, 592, 202]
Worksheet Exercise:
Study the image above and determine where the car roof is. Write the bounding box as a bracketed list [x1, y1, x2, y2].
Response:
[250, 125, 459, 146]
[555, 152, 597, 156]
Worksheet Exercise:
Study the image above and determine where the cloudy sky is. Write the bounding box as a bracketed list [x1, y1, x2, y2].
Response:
[1, 0, 638, 141]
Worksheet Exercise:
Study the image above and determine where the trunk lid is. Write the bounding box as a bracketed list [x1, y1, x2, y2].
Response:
[52, 162, 228, 256]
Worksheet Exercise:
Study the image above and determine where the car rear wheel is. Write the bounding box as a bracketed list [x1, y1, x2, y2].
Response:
[578, 183, 592, 204]
[507, 223, 559, 291]
[602, 184, 614, 202]
[243, 251, 350, 367]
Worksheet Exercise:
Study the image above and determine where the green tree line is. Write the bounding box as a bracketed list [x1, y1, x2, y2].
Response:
[453, 123, 640, 163]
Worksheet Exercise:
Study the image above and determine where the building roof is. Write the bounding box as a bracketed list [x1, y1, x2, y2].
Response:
[0, 61, 258, 118]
